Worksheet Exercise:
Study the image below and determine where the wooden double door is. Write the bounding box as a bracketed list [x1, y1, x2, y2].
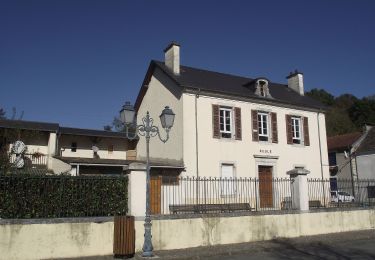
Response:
[258, 166, 273, 208]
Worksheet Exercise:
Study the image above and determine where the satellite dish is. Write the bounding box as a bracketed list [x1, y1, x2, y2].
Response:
[14, 155, 25, 169]
[13, 140, 26, 154]
[92, 145, 99, 153]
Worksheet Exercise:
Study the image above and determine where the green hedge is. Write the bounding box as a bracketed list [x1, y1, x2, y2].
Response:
[0, 174, 128, 218]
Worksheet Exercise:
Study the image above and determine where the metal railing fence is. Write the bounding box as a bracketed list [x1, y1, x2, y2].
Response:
[308, 178, 375, 208]
[9, 153, 47, 166]
[0, 174, 128, 218]
[150, 176, 294, 215]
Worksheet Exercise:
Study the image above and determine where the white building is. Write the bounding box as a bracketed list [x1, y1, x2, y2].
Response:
[0, 119, 137, 175]
[328, 125, 375, 181]
[135, 43, 330, 182]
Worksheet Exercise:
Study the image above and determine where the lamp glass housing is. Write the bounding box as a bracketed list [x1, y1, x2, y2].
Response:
[159, 106, 175, 129]
[120, 102, 136, 125]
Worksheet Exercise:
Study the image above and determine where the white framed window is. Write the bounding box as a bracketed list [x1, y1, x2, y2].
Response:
[221, 164, 236, 196]
[258, 112, 269, 141]
[219, 107, 232, 138]
[260, 86, 266, 97]
[291, 117, 302, 144]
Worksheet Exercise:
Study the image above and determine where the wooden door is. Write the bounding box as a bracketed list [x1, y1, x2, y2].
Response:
[259, 166, 273, 208]
[150, 176, 161, 215]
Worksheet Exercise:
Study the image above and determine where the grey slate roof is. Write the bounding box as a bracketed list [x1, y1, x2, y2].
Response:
[59, 127, 129, 139]
[147, 60, 325, 110]
[0, 119, 59, 132]
[356, 127, 375, 155]
[0, 119, 131, 140]
[55, 156, 131, 165]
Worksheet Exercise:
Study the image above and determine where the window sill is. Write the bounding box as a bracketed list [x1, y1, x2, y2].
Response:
[218, 138, 236, 142]
[257, 141, 274, 145]
[290, 143, 306, 148]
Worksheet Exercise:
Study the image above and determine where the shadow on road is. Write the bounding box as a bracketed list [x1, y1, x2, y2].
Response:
[269, 238, 375, 260]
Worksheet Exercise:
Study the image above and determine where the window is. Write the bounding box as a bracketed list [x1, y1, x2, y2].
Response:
[258, 112, 269, 141]
[213, 105, 241, 140]
[219, 107, 232, 138]
[291, 117, 302, 144]
[252, 110, 277, 143]
[254, 79, 272, 98]
[328, 152, 337, 166]
[71, 142, 77, 152]
[286, 115, 310, 146]
[260, 86, 265, 97]
[221, 164, 236, 195]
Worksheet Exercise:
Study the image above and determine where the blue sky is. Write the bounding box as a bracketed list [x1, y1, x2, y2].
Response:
[1, 0, 374, 129]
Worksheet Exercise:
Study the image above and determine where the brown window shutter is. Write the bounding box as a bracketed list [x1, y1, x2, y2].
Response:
[303, 117, 310, 146]
[271, 112, 278, 143]
[234, 107, 242, 140]
[212, 104, 220, 139]
[251, 110, 259, 141]
[286, 115, 293, 144]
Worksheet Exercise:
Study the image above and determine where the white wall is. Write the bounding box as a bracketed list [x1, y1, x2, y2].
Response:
[59, 135, 128, 160]
[8, 132, 49, 155]
[137, 209, 375, 251]
[335, 152, 353, 180]
[136, 68, 183, 165]
[356, 154, 375, 179]
[0, 220, 114, 260]
[183, 93, 330, 179]
[2, 209, 374, 259]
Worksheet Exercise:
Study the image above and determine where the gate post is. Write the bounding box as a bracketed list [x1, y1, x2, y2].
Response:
[287, 168, 310, 211]
[127, 162, 147, 217]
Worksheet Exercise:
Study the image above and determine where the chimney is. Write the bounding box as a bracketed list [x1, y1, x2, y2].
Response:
[164, 42, 180, 75]
[286, 70, 304, 96]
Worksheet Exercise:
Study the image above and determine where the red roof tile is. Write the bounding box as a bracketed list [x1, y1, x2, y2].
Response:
[327, 132, 362, 151]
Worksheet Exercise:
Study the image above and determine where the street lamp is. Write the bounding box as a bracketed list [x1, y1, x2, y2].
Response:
[120, 101, 175, 257]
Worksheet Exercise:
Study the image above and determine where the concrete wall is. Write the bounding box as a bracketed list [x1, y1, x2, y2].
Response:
[136, 68, 183, 165]
[138, 209, 375, 251]
[356, 154, 375, 179]
[2, 209, 374, 259]
[183, 93, 330, 179]
[0, 218, 114, 260]
[50, 157, 72, 174]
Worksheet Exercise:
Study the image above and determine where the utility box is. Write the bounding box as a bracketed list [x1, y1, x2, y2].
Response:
[113, 215, 135, 257]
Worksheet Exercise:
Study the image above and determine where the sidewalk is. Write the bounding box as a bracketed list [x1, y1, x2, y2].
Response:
[63, 229, 375, 260]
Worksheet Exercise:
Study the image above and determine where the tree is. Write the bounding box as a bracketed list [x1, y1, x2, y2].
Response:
[306, 89, 335, 106]
[0, 107, 6, 120]
[348, 98, 375, 128]
[326, 108, 357, 136]
[103, 125, 112, 131]
[334, 94, 358, 110]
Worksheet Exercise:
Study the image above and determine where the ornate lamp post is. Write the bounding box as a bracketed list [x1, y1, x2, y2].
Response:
[120, 102, 175, 257]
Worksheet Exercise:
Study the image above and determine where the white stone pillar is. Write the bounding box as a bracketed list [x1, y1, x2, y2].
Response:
[127, 162, 147, 217]
[47, 132, 57, 170]
[287, 168, 310, 211]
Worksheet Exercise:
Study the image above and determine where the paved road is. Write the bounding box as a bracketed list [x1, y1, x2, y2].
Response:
[149, 230, 375, 260]
[67, 230, 375, 259]
[204, 236, 375, 259]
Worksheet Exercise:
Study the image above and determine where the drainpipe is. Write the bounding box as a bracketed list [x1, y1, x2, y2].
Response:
[195, 89, 200, 205]
[317, 110, 324, 180]
[317, 110, 326, 205]
[195, 89, 200, 178]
